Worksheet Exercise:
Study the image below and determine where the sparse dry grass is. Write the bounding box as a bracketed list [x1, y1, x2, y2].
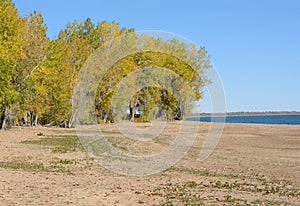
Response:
[0, 122, 299, 205]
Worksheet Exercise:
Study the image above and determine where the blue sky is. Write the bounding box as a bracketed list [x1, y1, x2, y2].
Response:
[12, 0, 300, 112]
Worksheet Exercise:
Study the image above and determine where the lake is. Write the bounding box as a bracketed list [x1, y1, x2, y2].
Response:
[186, 114, 300, 125]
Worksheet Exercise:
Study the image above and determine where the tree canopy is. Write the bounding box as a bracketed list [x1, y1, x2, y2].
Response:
[0, 1, 211, 129]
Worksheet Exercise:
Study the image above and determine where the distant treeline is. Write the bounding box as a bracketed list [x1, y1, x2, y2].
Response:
[0, 0, 211, 129]
[197, 111, 300, 117]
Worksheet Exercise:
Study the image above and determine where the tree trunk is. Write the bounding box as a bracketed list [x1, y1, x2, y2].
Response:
[67, 113, 74, 128]
[23, 109, 28, 126]
[129, 93, 139, 122]
[34, 113, 38, 126]
[129, 104, 135, 122]
[0, 106, 10, 130]
[29, 112, 39, 126]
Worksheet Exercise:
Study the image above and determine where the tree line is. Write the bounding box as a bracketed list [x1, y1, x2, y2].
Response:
[0, 0, 211, 129]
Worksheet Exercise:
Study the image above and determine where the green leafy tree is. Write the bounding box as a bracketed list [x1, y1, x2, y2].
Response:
[20, 11, 50, 126]
[95, 37, 211, 122]
[0, 0, 25, 129]
[0, 2, 209, 127]
[33, 18, 131, 127]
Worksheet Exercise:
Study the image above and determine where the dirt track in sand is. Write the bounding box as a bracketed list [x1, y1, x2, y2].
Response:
[0, 122, 299, 205]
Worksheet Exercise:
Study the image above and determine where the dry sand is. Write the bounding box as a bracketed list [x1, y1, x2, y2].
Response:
[0, 122, 299, 205]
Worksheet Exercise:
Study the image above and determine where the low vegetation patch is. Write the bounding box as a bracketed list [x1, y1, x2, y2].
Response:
[153, 167, 300, 205]
[21, 135, 84, 153]
[152, 180, 299, 205]
[0, 159, 71, 173]
[0, 156, 94, 174]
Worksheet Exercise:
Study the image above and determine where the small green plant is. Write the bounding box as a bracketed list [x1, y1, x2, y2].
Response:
[37, 132, 44, 136]
[50, 158, 77, 165]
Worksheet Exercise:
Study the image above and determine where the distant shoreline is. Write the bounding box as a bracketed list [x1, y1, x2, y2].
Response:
[193, 111, 300, 117]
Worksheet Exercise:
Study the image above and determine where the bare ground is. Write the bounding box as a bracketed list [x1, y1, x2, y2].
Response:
[0, 122, 299, 205]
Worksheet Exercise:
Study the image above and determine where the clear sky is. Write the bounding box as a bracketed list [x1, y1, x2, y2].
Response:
[12, 0, 300, 112]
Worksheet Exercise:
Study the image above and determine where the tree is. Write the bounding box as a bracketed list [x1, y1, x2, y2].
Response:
[95, 38, 211, 123]
[0, 2, 210, 127]
[32, 18, 131, 127]
[20, 11, 50, 126]
[0, 0, 25, 129]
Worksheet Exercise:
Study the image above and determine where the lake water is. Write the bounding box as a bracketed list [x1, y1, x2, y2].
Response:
[186, 114, 300, 125]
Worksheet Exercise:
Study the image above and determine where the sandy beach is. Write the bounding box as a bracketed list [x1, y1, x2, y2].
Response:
[0, 122, 299, 205]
